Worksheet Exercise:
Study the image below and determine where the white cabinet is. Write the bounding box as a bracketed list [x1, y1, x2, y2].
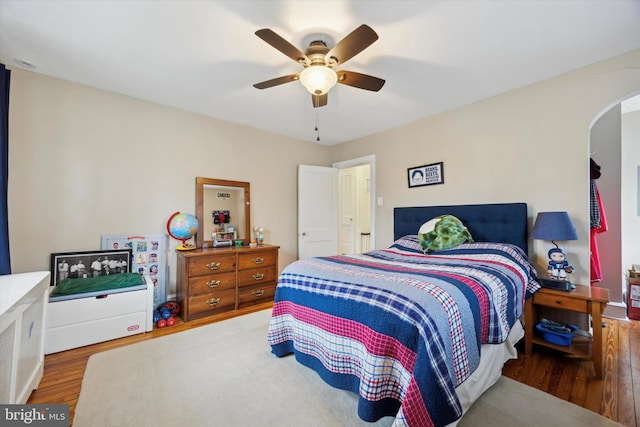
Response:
[0, 271, 50, 404]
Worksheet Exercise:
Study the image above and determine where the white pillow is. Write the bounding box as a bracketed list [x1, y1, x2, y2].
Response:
[418, 217, 440, 235]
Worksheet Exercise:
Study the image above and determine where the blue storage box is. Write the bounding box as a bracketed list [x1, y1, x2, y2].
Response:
[535, 322, 578, 346]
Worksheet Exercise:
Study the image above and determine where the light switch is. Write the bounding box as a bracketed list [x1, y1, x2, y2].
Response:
[377, 196, 383, 206]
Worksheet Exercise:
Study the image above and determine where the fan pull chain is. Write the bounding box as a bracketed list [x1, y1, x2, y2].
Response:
[315, 109, 320, 142]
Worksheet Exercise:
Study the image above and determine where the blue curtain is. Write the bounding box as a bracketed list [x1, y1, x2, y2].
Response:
[0, 64, 11, 274]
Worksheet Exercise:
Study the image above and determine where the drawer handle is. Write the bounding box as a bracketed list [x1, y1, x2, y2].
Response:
[555, 300, 562, 304]
[252, 273, 265, 281]
[252, 257, 264, 264]
[207, 280, 221, 288]
[206, 262, 221, 270]
[252, 289, 265, 297]
[206, 297, 221, 307]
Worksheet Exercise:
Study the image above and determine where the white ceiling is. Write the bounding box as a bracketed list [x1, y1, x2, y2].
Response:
[1, 0, 639, 146]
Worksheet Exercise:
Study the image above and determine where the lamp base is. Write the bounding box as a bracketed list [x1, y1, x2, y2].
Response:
[538, 278, 575, 291]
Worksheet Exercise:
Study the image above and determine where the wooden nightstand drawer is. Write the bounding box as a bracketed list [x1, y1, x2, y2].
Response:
[534, 292, 587, 312]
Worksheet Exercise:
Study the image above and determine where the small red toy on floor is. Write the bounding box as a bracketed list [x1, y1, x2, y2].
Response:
[153, 301, 180, 328]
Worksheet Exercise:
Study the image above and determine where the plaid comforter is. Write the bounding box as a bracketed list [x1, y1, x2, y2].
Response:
[267, 236, 539, 427]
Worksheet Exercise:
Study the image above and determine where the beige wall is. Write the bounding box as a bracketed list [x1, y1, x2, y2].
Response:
[331, 49, 640, 296]
[7, 49, 640, 303]
[7, 70, 331, 294]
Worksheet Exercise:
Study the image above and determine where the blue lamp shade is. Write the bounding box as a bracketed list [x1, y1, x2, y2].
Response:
[530, 212, 578, 241]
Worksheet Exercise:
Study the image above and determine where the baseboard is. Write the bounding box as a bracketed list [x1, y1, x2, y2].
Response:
[603, 301, 628, 320]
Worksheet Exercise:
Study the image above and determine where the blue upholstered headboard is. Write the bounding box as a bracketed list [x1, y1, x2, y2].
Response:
[393, 202, 529, 255]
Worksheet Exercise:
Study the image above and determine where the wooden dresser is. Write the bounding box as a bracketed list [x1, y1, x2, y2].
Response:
[176, 244, 279, 321]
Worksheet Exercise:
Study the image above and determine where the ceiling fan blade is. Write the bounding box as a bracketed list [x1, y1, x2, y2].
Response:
[255, 29, 310, 65]
[325, 24, 378, 66]
[336, 70, 385, 92]
[253, 74, 299, 89]
[312, 93, 328, 108]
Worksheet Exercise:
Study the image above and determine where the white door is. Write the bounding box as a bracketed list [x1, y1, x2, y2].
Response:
[298, 165, 339, 259]
[338, 167, 356, 255]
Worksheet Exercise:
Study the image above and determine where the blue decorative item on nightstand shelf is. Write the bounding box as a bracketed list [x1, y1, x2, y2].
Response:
[536, 319, 578, 346]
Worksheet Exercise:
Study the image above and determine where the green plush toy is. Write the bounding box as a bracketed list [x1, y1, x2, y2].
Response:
[418, 215, 474, 253]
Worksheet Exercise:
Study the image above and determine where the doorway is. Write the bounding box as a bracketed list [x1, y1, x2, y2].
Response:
[334, 155, 375, 255]
[588, 92, 640, 319]
[338, 164, 371, 255]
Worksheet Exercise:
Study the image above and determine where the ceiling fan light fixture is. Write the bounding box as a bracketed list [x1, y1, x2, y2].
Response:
[299, 66, 337, 96]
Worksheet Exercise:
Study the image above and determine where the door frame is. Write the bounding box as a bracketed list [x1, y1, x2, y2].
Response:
[333, 155, 376, 251]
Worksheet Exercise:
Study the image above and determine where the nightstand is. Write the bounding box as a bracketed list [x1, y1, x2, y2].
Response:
[524, 284, 609, 379]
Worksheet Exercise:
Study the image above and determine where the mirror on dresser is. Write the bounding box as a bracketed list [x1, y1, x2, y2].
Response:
[195, 177, 251, 249]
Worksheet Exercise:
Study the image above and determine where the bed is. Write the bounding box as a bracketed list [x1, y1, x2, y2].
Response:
[45, 273, 154, 354]
[267, 202, 540, 427]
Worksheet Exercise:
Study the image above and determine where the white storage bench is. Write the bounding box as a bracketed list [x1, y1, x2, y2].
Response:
[45, 274, 154, 354]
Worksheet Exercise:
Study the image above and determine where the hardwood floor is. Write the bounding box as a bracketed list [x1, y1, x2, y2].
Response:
[28, 306, 639, 426]
[503, 316, 640, 427]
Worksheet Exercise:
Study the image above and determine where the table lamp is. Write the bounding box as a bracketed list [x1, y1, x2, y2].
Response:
[531, 211, 578, 283]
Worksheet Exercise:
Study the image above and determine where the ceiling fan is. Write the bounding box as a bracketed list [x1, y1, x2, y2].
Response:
[253, 24, 385, 108]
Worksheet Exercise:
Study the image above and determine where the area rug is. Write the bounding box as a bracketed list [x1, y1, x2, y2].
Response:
[74, 309, 622, 427]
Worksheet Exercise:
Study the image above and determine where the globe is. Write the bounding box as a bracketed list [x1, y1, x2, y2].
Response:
[166, 212, 199, 250]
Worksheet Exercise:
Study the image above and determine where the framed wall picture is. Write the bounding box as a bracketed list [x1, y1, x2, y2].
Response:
[408, 162, 444, 188]
[101, 234, 167, 308]
[50, 249, 132, 286]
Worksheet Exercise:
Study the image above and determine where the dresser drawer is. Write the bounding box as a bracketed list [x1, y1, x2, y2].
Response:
[188, 288, 236, 315]
[238, 266, 277, 288]
[189, 272, 236, 295]
[238, 250, 277, 270]
[238, 282, 276, 307]
[534, 292, 588, 312]
[188, 254, 236, 276]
